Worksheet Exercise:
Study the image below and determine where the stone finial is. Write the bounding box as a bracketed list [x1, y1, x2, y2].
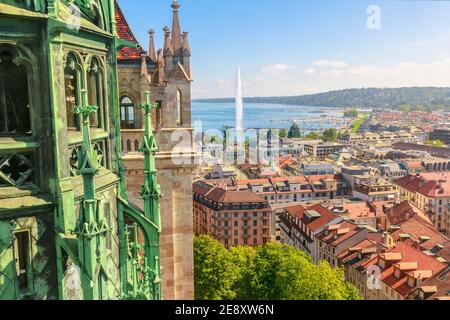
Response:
[140, 54, 148, 77]
[171, 0, 180, 12]
[148, 29, 157, 63]
[171, 0, 182, 54]
[182, 31, 191, 56]
[163, 26, 174, 57]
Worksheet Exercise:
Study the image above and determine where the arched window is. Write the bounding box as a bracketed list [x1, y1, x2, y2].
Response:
[126, 140, 131, 152]
[120, 96, 136, 129]
[155, 100, 162, 129]
[176, 90, 182, 125]
[134, 140, 139, 152]
[87, 57, 104, 128]
[0, 50, 31, 135]
[64, 53, 81, 131]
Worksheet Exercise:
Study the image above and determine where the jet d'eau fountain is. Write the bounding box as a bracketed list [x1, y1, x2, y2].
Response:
[235, 66, 244, 131]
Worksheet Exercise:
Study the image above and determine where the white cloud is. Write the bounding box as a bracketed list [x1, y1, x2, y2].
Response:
[261, 64, 293, 75]
[303, 67, 316, 76]
[192, 57, 450, 99]
[312, 59, 348, 69]
[214, 80, 231, 88]
[412, 41, 423, 48]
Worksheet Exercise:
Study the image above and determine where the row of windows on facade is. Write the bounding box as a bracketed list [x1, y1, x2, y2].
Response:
[214, 219, 270, 227]
[119, 90, 183, 130]
[223, 238, 269, 246]
[219, 229, 270, 237]
[214, 212, 270, 219]
[193, 196, 268, 210]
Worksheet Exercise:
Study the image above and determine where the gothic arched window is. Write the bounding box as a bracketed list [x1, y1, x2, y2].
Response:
[176, 90, 182, 125]
[87, 57, 105, 128]
[0, 50, 31, 135]
[64, 52, 81, 131]
[120, 96, 136, 129]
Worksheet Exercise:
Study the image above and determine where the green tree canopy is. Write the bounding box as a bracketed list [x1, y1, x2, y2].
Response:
[194, 236, 361, 300]
[288, 123, 301, 138]
[306, 131, 320, 140]
[322, 128, 338, 142]
[279, 128, 288, 139]
[425, 139, 445, 147]
[343, 109, 359, 118]
[194, 235, 238, 300]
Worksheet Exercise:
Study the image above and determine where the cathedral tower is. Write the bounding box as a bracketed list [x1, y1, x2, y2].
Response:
[116, 0, 195, 300]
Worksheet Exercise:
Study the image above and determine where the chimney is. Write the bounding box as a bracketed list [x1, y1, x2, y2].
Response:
[382, 231, 389, 247]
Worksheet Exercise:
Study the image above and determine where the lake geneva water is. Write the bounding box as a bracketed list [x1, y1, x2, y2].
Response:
[192, 102, 345, 131]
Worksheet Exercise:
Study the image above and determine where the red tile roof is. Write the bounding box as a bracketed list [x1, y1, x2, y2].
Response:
[317, 220, 362, 246]
[338, 239, 386, 267]
[394, 173, 450, 198]
[411, 266, 450, 300]
[193, 182, 268, 205]
[285, 203, 338, 233]
[390, 215, 449, 251]
[115, 1, 146, 61]
[387, 201, 433, 226]
[363, 242, 446, 297]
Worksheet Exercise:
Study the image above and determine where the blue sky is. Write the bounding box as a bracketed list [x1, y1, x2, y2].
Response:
[118, 0, 450, 98]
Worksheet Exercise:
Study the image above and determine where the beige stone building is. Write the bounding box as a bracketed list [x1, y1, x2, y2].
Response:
[394, 173, 450, 236]
[115, 1, 196, 300]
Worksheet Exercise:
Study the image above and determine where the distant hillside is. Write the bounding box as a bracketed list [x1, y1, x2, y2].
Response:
[193, 87, 450, 109]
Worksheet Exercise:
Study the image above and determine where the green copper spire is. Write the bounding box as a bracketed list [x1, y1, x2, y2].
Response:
[73, 89, 109, 300]
[137, 91, 162, 300]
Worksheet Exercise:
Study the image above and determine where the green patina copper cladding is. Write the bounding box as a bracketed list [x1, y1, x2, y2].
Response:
[119, 91, 162, 300]
[138, 91, 162, 299]
[0, 0, 161, 300]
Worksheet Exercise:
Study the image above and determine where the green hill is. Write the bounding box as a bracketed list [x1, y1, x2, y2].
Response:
[194, 87, 450, 109]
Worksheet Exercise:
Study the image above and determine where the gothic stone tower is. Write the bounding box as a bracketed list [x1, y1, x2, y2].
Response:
[0, 0, 161, 300]
[116, 1, 195, 300]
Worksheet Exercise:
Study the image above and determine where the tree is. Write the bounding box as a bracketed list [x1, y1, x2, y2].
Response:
[322, 128, 338, 142]
[194, 235, 238, 300]
[306, 131, 320, 140]
[194, 236, 361, 300]
[343, 109, 359, 118]
[288, 123, 301, 138]
[279, 128, 288, 139]
[399, 104, 411, 113]
[425, 139, 445, 147]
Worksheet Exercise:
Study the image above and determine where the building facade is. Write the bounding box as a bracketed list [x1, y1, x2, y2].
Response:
[115, 1, 195, 299]
[394, 173, 450, 236]
[0, 0, 161, 300]
[193, 181, 273, 247]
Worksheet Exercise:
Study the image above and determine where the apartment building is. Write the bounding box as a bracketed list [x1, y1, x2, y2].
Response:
[352, 181, 399, 203]
[279, 204, 341, 262]
[337, 239, 388, 298]
[303, 141, 348, 158]
[340, 131, 420, 146]
[394, 173, 450, 235]
[316, 221, 381, 268]
[362, 242, 446, 300]
[326, 201, 387, 230]
[193, 181, 272, 247]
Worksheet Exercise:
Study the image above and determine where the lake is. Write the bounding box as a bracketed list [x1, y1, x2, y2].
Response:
[192, 102, 346, 132]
